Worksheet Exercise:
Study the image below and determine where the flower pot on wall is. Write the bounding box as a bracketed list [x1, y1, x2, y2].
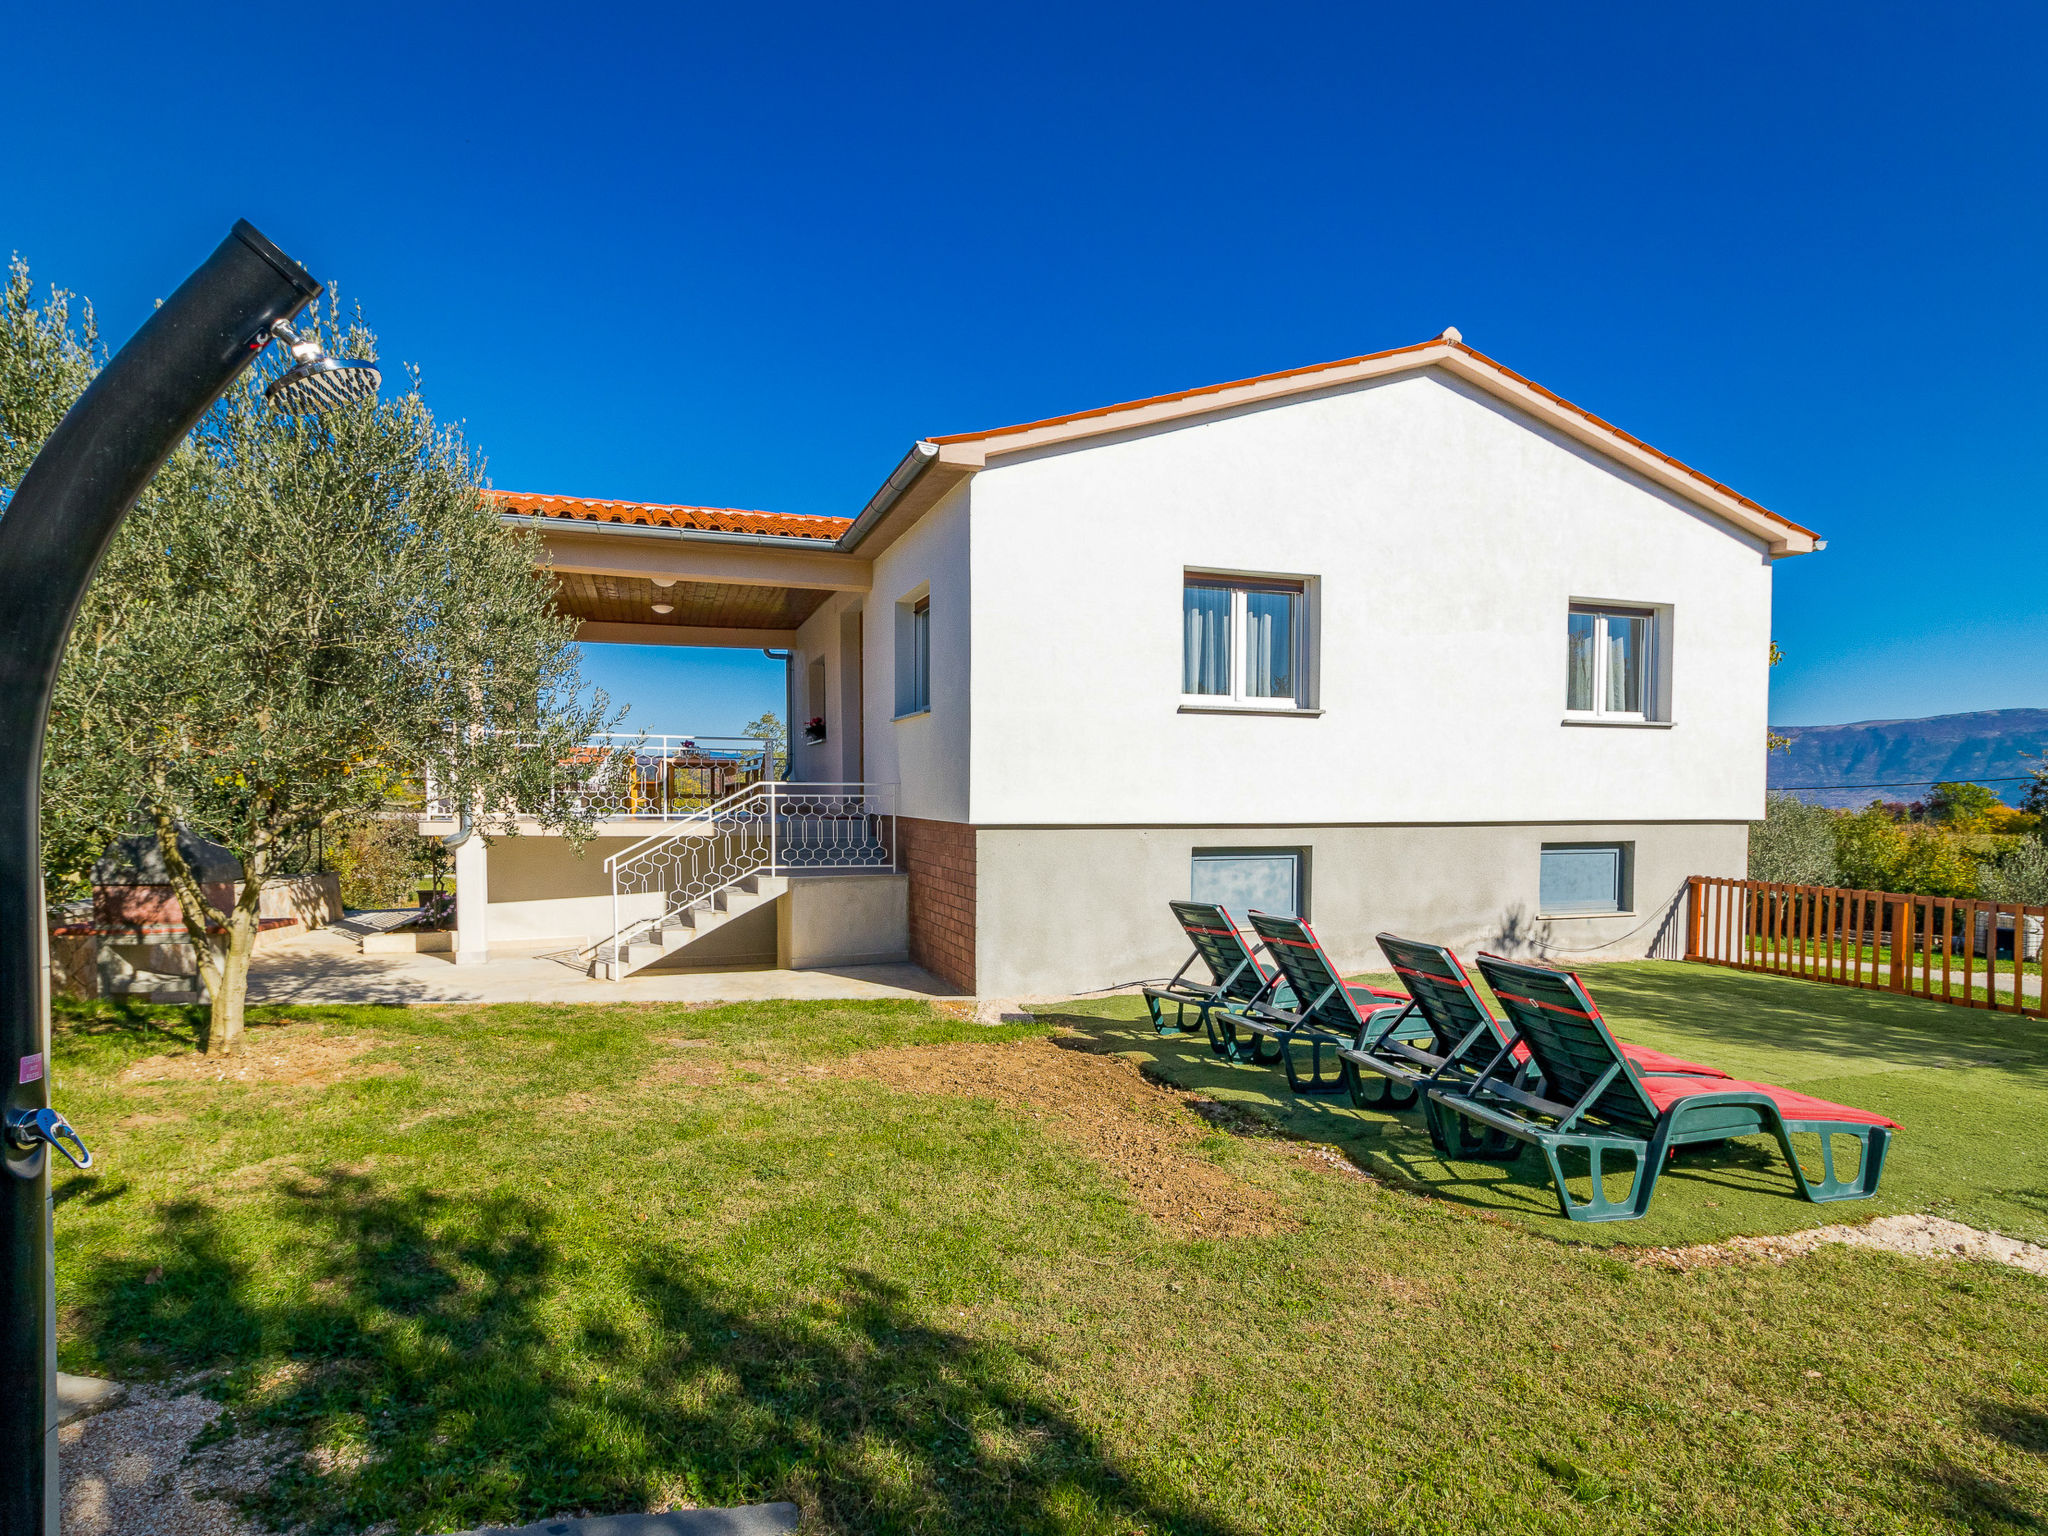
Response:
[803, 718, 827, 744]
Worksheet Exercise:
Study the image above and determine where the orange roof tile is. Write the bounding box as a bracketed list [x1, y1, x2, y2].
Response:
[489, 490, 850, 542]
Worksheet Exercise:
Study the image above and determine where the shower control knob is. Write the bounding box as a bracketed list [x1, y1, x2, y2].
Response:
[4, 1105, 92, 1169]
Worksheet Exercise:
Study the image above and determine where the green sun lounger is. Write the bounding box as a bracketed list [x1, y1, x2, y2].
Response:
[1142, 902, 1288, 1063]
[1347, 934, 1731, 1159]
[1240, 912, 1431, 1099]
[1426, 954, 1898, 1223]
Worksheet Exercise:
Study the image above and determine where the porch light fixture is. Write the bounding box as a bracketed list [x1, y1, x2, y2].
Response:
[652, 577, 677, 588]
[651, 602, 675, 615]
[262, 317, 381, 414]
[0, 221, 368, 1536]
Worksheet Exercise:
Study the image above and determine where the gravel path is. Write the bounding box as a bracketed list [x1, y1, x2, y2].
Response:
[1642, 1213, 2048, 1276]
[60, 1382, 279, 1536]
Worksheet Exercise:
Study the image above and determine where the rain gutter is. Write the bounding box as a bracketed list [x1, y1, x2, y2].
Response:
[835, 441, 940, 554]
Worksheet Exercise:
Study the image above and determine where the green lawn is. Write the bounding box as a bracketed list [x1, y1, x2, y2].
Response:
[47, 966, 2048, 1535]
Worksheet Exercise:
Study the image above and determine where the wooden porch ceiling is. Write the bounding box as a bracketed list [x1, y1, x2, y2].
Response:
[552, 571, 834, 630]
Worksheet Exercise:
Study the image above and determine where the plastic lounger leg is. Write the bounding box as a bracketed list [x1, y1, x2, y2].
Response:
[1203, 1010, 1283, 1064]
[1421, 1099, 1522, 1162]
[1770, 1121, 1892, 1203]
[1283, 1034, 1352, 1096]
[1539, 1136, 1660, 1223]
[1346, 1066, 1420, 1112]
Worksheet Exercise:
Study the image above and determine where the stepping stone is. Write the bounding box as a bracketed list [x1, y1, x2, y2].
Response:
[462, 1506, 799, 1536]
[55, 1371, 126, 1425]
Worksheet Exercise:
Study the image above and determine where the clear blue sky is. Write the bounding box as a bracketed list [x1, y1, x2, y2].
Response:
[7, 1, 2042, 732]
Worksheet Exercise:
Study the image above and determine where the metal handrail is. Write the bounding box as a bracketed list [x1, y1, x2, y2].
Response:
[595, 782, 898, 973]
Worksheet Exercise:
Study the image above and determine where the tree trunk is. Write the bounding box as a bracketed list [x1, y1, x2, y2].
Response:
[207, 822, 272, 1058]
[212, 882, 264, 1060]
[149, 798, 229, 1050]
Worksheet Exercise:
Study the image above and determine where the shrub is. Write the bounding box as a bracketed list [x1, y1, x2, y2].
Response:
[1979, 839, 2048, 906]
[331, 814, 440, 910]
[1748, 794, 1842, 885]
[1834, 804, 1983, 897]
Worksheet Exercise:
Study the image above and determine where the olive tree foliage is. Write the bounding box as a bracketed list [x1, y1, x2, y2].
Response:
[2, 258, 112, 890]
[7, 271, 616, 1054]
[1979, 839, 2048, 906]
[1747, 793, 1841, 885]
[0, 255, 98, 498]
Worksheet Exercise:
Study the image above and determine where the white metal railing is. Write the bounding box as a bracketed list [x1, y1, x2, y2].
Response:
[425, 733, 778, 822]
[596, 782, 897, 970]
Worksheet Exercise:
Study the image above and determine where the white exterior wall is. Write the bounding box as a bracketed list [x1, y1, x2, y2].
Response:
[965, 367, 1776, 826]
[791, 592, 865, 784]
[865, 481, 971, 821]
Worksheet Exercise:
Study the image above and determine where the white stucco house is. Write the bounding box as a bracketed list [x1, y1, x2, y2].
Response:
[428, 329, 1817, 995]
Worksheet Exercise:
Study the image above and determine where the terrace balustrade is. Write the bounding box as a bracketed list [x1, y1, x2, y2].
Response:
[424, 733, 779, 824]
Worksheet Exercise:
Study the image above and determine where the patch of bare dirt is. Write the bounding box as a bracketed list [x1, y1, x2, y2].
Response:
[1636, 1214, 2048, 1277]
[116, 1026, 396, 1088]
[637, 1041, 788, 1090]
[834, 1034, 1298, 1239]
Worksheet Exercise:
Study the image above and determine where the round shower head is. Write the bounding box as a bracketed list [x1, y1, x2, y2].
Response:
[263, 319, 381, 414]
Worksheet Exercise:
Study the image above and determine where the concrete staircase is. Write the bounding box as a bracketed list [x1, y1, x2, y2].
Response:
[592, 873, 788, 981]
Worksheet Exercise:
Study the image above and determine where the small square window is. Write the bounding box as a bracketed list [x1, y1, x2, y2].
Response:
[1183, 573, 1312, 708]
[1192, 847, 1306, 919]
[1566, 604, 1659, 720]
[1539, 842, 1631, 915]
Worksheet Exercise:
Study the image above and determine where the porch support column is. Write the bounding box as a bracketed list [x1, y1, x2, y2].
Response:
[454, 833, 490, 966]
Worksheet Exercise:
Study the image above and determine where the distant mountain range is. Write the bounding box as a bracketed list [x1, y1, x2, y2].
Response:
[1768, 709, 2048, 808]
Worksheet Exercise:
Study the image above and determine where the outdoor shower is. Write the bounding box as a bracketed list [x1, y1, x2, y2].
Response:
[0, 221, 376, 1536]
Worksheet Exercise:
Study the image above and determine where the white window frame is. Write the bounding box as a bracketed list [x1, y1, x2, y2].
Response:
[1564, 602, 1665, 724]
[1180, 570, 1317, 713]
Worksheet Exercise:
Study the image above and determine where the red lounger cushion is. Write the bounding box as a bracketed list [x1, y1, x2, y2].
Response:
[1622, 1045, 1730, 1078]
[1640, 1074, 1900, 1129]
[1502, 1041, 1728, 1078]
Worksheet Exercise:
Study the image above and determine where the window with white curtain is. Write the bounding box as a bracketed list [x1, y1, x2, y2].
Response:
[1566, 604, 1659, 720]
[1182, 574, 1311, 708]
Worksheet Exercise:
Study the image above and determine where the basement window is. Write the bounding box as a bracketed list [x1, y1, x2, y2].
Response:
[1191, 847, 1307, 919]
[1539, 842, 1632, 916]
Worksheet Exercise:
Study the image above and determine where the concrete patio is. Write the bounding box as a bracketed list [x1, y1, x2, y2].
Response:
[247, 927, 959, 1006]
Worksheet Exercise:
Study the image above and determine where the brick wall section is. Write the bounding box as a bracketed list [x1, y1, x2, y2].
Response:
[897, 815, 976, 993]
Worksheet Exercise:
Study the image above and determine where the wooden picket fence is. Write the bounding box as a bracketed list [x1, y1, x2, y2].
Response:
[1686, 875, 2048, 1017]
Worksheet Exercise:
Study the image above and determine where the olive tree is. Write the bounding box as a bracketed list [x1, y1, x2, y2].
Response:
[1747, 793, 1841, 885]
[26, 291, 613, 1054]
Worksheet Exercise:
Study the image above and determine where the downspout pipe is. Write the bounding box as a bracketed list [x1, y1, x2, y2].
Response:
[0, 222, 322, 1536]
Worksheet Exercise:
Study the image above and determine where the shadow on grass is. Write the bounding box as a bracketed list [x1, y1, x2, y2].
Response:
[53, 994, 206, 1048]
[73, 1170, 1249, 1536]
